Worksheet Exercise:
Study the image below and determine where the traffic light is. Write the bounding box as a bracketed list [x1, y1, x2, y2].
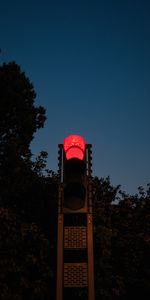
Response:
[63, 135, 87, 212]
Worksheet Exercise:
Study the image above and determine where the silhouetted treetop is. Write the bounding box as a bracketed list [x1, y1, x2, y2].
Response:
[0, 61, 46, 161]
[0, 61, 48, 214]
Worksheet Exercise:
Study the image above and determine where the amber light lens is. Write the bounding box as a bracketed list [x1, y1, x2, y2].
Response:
[64, 182, 86, 210]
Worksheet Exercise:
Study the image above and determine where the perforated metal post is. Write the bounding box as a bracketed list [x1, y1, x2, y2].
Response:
[56, 145, 64, 300]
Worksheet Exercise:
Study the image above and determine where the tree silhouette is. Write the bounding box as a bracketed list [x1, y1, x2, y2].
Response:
[0, 207, 51, 300]
[93, 177, 150, 299]
[0, 61, 46, 160]
[0, 61, 57, 299]
[111, 187, 150, 299]
[0, 61, 47, 215]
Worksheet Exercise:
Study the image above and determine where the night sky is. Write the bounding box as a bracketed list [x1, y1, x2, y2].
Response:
[1, 0, 150, 194]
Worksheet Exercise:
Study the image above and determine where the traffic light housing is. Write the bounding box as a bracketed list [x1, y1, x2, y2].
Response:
[63, 135, 87, 213]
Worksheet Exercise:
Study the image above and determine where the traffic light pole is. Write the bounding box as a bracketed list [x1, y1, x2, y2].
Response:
[87, 213, 95, 300]
[87, 158, 95, 300]
[56, 137, 95, 300]
[56, 146, 63, 300]
[56, 184, 63, 300]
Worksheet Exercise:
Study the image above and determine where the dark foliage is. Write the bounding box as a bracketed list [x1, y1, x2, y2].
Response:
[93, 177, 150, 299]
[0, 62, 57, 299]
[0, 61, 46, 158]
[0, 207, 51, 300]
[0, 61, 46, 212]
[111, 189, 150, 299]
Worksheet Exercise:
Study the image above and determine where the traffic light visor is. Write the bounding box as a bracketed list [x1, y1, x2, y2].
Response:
[64, 135, 86, 160]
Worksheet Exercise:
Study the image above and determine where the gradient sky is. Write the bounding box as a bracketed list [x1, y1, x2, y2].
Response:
[1, 0, 150, 194]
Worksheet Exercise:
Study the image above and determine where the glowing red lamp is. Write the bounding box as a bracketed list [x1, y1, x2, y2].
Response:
[64, 135, 86, 160]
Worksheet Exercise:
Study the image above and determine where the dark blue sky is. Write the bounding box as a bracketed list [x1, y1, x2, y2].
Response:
[1, 0, 150, 194]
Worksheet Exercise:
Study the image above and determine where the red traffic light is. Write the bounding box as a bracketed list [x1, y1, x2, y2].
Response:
[64, 135, 86, 160]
